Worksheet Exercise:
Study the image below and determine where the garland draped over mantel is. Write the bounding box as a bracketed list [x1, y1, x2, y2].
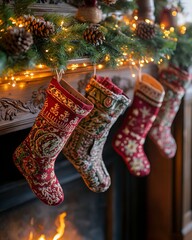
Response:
[0, 0, 182, 77]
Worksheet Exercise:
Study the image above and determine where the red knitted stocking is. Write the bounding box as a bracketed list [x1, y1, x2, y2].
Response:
[113, 74, 165, 176]
[13, 77, 93, 205]
[149, 66, 191, 158]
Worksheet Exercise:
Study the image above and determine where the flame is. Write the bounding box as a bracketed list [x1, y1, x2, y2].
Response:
[28, 212, 67, 240]
[28, 231, 33, 240]
[53, 212, 67, 240]
[38, 235, 46, 240]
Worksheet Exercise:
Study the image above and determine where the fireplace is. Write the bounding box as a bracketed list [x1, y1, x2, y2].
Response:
[0, 126, 112, 240]
[0, 117, 148, 240]
[0, 66, 147, 239]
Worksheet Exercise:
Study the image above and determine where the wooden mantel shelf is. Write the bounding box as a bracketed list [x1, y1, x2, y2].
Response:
[0, 59, 136, 136]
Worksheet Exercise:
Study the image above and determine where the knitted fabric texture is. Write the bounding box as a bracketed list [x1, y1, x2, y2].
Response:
[113, 74, 165, 176]
[149, 66, 191, 158]
[13, 77, 93, 205]
[63, 76, 130, 192]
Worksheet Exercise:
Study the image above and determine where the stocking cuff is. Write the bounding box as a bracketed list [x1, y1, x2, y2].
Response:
[85, 76, 131, 114]
[135, 73, 165, 107]
[159, 66, 191, 90]
[47, 77, 93, 117]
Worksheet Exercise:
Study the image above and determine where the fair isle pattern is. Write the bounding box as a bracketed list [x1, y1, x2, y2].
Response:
[149, 67, 191, 159]
[136, 80, 164, 105]
[40, 99, 80, 131]
[13, 78, 93, 205]
[86, 77, 130, 113]
[63, 77, 130, 192]
[113, 75, 165, 177]
[48, 83, 89, 116]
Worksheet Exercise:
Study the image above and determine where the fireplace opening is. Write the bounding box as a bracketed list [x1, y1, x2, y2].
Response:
[0, 117, 145, 240]
[0, 128, 111, 240]
[0, 177, 108, 240]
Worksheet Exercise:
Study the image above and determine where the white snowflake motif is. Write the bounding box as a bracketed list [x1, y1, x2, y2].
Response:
[125, 140, 137, 155]
[130, 157, 144, 172]
[41, 172, 48, 180]
[140, 106, 151, 119]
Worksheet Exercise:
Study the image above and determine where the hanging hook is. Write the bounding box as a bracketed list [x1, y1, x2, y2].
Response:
[93, 63, 97, 78]
[55, 69, 65, 82]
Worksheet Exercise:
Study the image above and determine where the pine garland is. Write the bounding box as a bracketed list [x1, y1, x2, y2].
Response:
[0, 3, 177, 75]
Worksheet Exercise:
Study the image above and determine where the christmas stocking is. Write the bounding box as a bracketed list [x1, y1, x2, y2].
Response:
[113, 74, 165, 176]
[13, 77, 93, 205]
[149, 66, 191, 158]
[62, 76, 130, 192]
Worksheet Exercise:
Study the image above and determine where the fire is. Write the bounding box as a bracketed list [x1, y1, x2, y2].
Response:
[28, 212, 67, 240]
[38, 235, 46, 240]
[53, 212, 67, 240]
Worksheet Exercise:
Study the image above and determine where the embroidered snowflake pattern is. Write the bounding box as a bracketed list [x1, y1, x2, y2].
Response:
[130, 157, 145, 172]
[125, 140, 137, 155]
[140, 106, 151, 119]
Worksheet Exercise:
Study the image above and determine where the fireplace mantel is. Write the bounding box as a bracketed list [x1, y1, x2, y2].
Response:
[0, 62, 136, 135]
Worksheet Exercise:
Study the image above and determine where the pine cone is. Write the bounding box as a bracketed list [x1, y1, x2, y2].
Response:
[136, 21, 156, 40]
[1, 27, 33, 56]
[102, 0, 117, 5]
[17, 15, 55, 38]
[83, 24, 105, 46]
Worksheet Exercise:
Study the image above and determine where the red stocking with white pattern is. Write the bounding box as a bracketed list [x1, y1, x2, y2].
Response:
[113, 74, 165, 176]
[13, 77, 93, 205]
[149, 66, 191, 158]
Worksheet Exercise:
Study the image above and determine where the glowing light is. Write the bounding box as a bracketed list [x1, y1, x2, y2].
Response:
[134, 16, 138, 21]
[45, 49, 49, 52]
[105, 54, 110, 61]
[145, 19, 151, 24]
[53, 212, 66, 240]
[28, 231, 33, 240]
[70, 64, 79, 70]
[172, 10, 177, 16]
[37, 64, 43, 68]
[38, 235, 46, 240]
[160, 24, 165, 30]
[97, 64, 103, 69]
[19, 24, 23, 27]
[83, 63, 87, 67]
[12, 81, 16, 87]
[170, 27, 175, 32]
[132, 23, 137, 29]
[166, 55, 171, 60]
[68, 47, 72, 52]
[180, 25, 186, 34]
[132, 73, 136, 77]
